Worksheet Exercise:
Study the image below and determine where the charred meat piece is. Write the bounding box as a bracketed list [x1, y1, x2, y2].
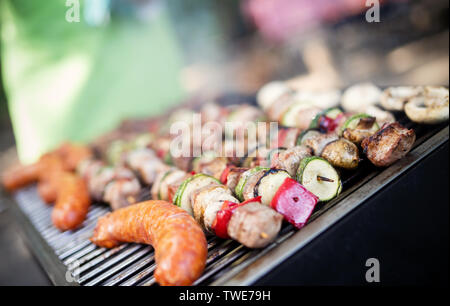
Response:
[342, 116, 378, 144]
[227, 202, 283, 248]
[225, 167, 248, 191]
[190, 184, 237, 232]
[271, 145, 312, 177]
[361, 122, 416, 167]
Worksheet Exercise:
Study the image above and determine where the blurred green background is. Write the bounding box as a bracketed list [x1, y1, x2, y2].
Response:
[0, 0, 448, 163]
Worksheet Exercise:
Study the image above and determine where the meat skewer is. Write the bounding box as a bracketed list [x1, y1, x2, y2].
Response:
[124, 147, 284, 248]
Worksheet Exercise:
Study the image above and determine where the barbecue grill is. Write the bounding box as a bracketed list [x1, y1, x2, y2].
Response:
[3, 104, 449, 286]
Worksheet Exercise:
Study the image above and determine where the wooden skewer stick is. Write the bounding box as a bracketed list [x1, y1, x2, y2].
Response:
[317, 175, 334, 183]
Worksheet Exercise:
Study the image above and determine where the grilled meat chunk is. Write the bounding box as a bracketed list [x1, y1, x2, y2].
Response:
[342, 116, 378, 144]
[271, 145, 313, 176]
[361, 122, 416, 167]
[228, 202, 283, 248]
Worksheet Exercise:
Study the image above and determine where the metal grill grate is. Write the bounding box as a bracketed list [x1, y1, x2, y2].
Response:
[14, 188, 254, 286]
[9, 118, 449, 286]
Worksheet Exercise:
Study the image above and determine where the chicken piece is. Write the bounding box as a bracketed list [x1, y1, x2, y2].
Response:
[361, 122, 416, 167]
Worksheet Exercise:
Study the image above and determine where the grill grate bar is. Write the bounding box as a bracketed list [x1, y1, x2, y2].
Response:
[63, 243, 99, 265]
[119, 263, 156, 286]
[78, 245, 144, 283]
[83, 246, 152, 286]
[72, 244, 129, 277]
[102, 253, 155, 286]
[58, 240, 93, 259]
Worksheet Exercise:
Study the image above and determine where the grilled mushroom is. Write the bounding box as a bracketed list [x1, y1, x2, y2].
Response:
[380, 86, 423, 111]
[341, 83, 382, 113]
[404, 86, 449, 124]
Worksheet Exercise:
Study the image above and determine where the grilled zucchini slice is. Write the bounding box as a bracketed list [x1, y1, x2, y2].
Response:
[174, 174, 220, 215]
[281, 102, 313, 127]
[255, 169, 291, 206]
[309, 107, 343, 129]
[296, 157, 342, 202]
[235, 167, 268, 201]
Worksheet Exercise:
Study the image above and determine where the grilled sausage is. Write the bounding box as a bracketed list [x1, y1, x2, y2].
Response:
[90, 200, 208, 286]
[2, 162, 42, 192]
[37, 154, 65, 203]
[361, 122, 416, 167]
[57, 143, 93, 171]
[51, 172, 91, 231]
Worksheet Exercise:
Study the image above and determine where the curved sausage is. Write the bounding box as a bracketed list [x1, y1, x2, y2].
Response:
[2, 162, 42, 192]
[90, 200, 207, 286]
[37, 154, 65, 203]
[51, 172, 91, 231]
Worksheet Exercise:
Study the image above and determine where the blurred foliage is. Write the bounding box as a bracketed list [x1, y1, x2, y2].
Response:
[1, 0, 185, 162]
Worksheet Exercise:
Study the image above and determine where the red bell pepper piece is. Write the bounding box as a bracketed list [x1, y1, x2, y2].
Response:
[270, 178, 318, 229]
[277, 128, 289, 148]
[219, 164, 235, 185]
[212, 196, 262, 239]
[319, 113, 344, 133]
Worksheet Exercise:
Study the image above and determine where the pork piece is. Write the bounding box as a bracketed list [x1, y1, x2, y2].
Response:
[91, 200, 207, 286]
[361, 122, 416, 167]
[103, 176, 141, 210]
[228, 202, 283, 248]
[191, 184, 283, 248]
[152, 169, 188, 201]
[194, 157, 228, 180]
[80, 159, 141, 209]
[271, 145, 313, 176]
[242, 169, 267, 201]
[191, 184, 238, 231]
[85, 166, 121, 201]
[242, 147, 271, 168]
[303, 133, 339, 155]
[225, 167, 248, 191]
[281, 128, 302, 148]
[321, 139, 360, 170]
[126, 148, 169, 185]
